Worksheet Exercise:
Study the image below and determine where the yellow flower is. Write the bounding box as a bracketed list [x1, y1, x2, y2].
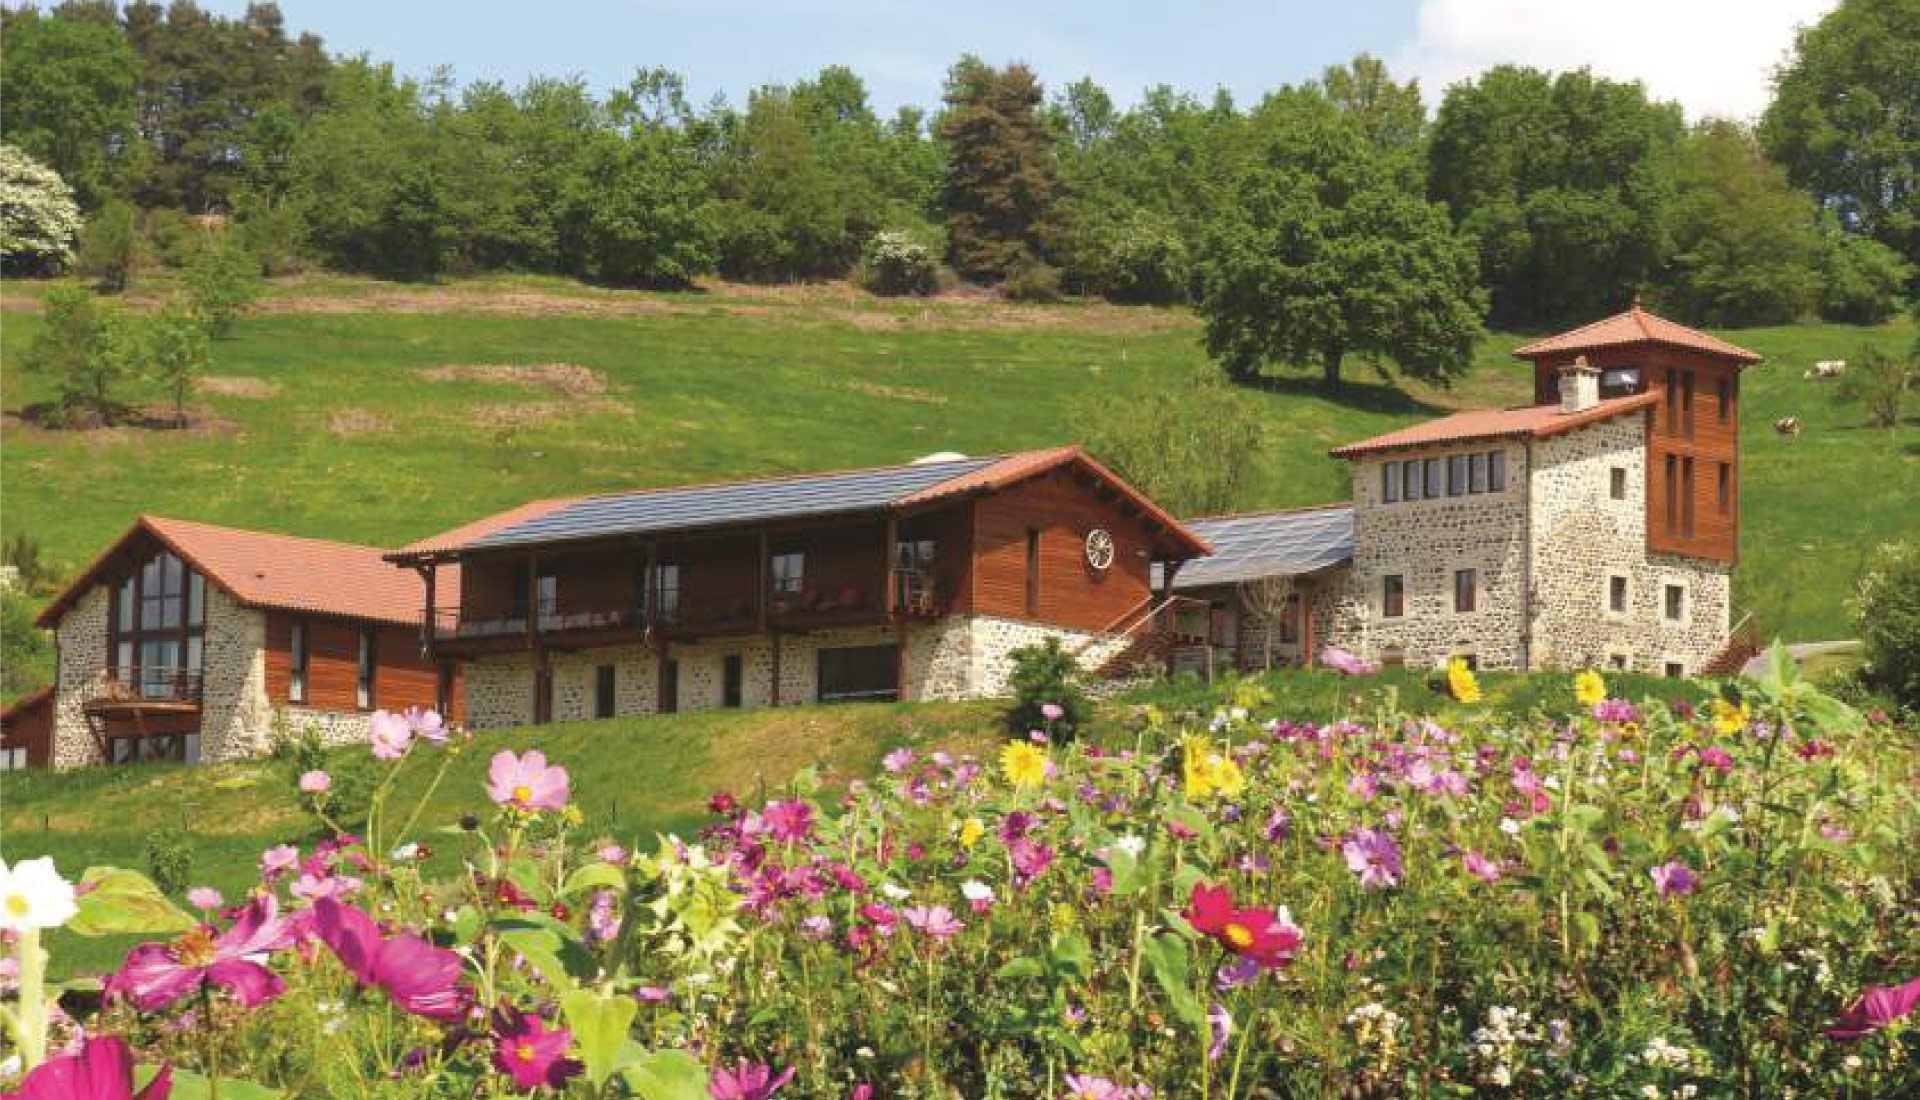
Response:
[1182, 735, 1245, 800]
[1049, 902, 1077, 935]
[1448, 658, 1482, 704]
[1000, 740, 1048, 789]
[1710, 697, 1749, 737]
[1573, 670, 1606, 709]
[958, 817, 984, 849]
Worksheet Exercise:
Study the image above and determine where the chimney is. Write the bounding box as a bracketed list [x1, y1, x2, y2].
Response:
[1559, 356, 1600, 413]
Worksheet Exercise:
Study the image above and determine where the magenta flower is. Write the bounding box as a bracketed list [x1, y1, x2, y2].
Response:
[298, 770, 330, 794]
[1319, 647, 1375, 676]
[1825, 977, 1920, 1039]
[8, 1035, 172, 1100]
[403, 706, 447, 743]
[761, 800, 814, 842]
[1462, 850, 1503, 884]
[1064, 1075, 1129, 1100]
[109, 895, 289, 1012]
[708, 1060, 795, 1100]
[491, 1012, 582, 1090]
[1649, 861, 1698, 897]
[310, 897, 468, 1022]
[1342, 828, 1404, 889]
[368, 710, 413, 758]
[259, 844, 299, 878]
[901, 906, 964, 940]
[881, 747, 915, 773]
[486, 749, 570, 810]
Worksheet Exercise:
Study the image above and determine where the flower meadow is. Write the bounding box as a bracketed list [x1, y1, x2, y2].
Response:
[3, 649, 1918, 1099]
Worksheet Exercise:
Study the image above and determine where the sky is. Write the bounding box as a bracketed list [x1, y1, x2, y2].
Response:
[189, 0, 1836, 122]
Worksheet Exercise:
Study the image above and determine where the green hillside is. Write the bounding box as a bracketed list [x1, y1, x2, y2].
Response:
[3, 274, 1914, 642]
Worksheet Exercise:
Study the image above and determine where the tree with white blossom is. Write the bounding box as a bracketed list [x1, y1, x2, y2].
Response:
[0, 144, 82, 275]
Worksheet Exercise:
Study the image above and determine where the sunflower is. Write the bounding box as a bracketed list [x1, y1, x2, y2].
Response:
[1573, 670, 1606, 709]
[1710, 697, 1750, 737]
[1447, 658, 1482, 704]
[958, 817, 985, 848]
[1182, 735, 1246, 800]
[1000, 741, 1048, 789]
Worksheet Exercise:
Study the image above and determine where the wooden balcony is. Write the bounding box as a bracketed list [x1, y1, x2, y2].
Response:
[82, 666, 204, 717]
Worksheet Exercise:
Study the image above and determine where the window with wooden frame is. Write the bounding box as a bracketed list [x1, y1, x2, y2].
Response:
[1681, 370, 1695, 438]
[1664, 455, 1678, 534]
[356, 630, 376, 710]
[1610, 467, 1627, 500]
[1447, 455, 1467, 497]
[650, 563, 682, 622]
[1469, 453, 1488, 493]
[1024, 529, 1041, 616]
[1608, 574, 1629, 616]
[1682, 457, 1696, 537]
[289, 619, 309, 704]
[1664, 584, 1686, 623]
[1717, 462, 1731, 515]
[1382, 462, 1399, 503]
[107, 549, 206, 700]
[1717, 377, 1731, 425]
[1665, 369, 1679, 432]
[770, 551, 805, 598]
[1454, 569, 1477, 613]
[0, 746, 26, 771]
[1488, 450, 1506, 491]
[1382, 575, 1405, 618]
[1403, 461, 1422, 502]
[1423, 458, 1443, 498]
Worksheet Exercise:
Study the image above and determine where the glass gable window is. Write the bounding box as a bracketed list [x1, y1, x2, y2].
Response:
[109, 549, 204, 700]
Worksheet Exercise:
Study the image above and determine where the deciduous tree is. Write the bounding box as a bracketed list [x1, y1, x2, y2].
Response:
[0, 145, 84, 274]
[1077, 368, 1268, 515]
[0, 6, 138, 207]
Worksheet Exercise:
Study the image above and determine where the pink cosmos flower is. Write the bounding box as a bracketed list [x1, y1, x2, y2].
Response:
[1462, 850, 1503, 884]
[486, 749, 570, 810]
[901, 906, 964, 940]
[8, 1035, 172, 1100]
[882, 747, 915, 773]
[1649, 861, 1698, 897]
[403, 706, 447, 743]
[1342, 828, 1404, 889]
[1041, 703, 1065, 722]
[1064, 1075, 1128, 1100]
[1320, 647, 1375, 676]
[109, 895, 290, 1012]
[761, 800, 813, 842]
[1825, 977, 1920, 1040]
[259, 844, 299, 878]
[290, 872, 362, 902]
[186, 887, 223, 911]
[599, 843, 628, 864]
[310, 897, 468, 1022]
[298, 770, 330, 794]
[708, 1060, 795, 1100]
[368, 710, 413, 758]
[492, 1012, 582, 1090]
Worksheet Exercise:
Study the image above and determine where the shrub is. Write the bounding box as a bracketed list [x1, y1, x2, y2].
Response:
[1001, 260, 1061, 303]
[1852, 540, 1920, 710]
[1066, 207, 1192, 304]
[1818, 230, 1912, 324]
[182, 235, 263, 338]
[75, 198, 143, 292]
[1003, 636, 1093, 740]
[860, 229, 939, 296]
[0, 143, 82, 274]
[1, 584, 54, 699]
[232, 192, 307, 276]
[144, 826, 194, 895]
[1832, 345, 1915, 430]
[275, 722, 377, 833]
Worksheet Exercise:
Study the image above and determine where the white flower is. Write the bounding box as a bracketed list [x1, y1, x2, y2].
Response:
[390, 842, 420, 862]
[879, 883, 911, 901]
[1113, 834, 1146, 858]
[0, 857, 78, 932]
[1499, 817, 1521, 835]
[960, 880, 995, 904]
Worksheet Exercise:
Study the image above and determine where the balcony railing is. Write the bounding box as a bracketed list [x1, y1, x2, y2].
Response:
[92, 665, 204, 708]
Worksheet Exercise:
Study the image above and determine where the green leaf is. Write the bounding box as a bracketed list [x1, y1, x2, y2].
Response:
[1142, 932, 1205, 1030]
[1105, 848, 1144, 896]
[136, 1068, 282, 1099]
[68, 867, 196, 937]
[1573, 910, 1601, 948]
[561, 988, 640, 1088]
[995, 956, 1046, 980]
[562, 862, 628, 897]
[623, 1047, 709, 1100]
[1763, 639, 1797, 691]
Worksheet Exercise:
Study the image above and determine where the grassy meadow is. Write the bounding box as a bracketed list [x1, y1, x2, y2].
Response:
[3, 273, 1913, 644]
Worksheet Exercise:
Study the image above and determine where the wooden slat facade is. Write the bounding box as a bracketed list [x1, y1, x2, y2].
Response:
[970, 466, 1158, 631]
[265, 612, 459, 720]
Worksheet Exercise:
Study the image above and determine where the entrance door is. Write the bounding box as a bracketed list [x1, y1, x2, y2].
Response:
[722, 655, 743, 708]
[533, 665, 553, 725]
[660, 659, 679, 713]
[816, 645, 900, 703]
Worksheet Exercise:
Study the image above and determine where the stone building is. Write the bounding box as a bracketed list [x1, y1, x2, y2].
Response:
[26, 517, 456, 768]
[1165, 303, 1754, 675]
[387, 448, 1210, 731]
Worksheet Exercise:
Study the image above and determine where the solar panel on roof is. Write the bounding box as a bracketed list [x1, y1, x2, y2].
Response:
[1155, 507, 1355, 589]
[463, 456, 1002, 550]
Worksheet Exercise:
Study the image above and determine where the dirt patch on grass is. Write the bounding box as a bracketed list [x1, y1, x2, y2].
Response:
[420, 363, 610, 396]
[468, 397, 628, 429]
[5, 404, 238, 439]
[327, 407, 392, 435]
[197, 375, 281, 399]
[256, 287, 681, 319]
[842, 379, 949, 405]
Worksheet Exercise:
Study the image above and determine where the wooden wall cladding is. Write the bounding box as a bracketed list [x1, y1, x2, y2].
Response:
[971, 468, 1156, 631]
[266, 613, 454, 718]
[1531, 346, 1741, 564]
[1, 691, 55, 767]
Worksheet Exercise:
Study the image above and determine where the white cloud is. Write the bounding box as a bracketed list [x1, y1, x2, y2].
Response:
[1394, 0, 1835, 122]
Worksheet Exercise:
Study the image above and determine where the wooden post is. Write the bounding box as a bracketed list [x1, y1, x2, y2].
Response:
[419, 563, 437, 659]
[525, 554, 541, 646]
[644, 543, 659, 629]
[769, 632, 782, 708]
[883, 516, 898, 619]
[1160, 558, 1183, 676]
[757, 532, 770, 632]
[1301, 580, 1317, 669]
[896, 619, 911, 702]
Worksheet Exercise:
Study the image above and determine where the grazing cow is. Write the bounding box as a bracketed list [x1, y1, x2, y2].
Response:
[1775, 416, 1801, 435]
[1803, 360, 1846, 380]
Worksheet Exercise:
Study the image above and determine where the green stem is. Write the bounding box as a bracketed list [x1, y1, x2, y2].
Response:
[390, 747, 458, 853]
[12, 928, 47, 1071]
[200, 981, 221, 1100]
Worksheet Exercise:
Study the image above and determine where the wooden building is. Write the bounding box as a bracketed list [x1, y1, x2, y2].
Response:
[28, 517, 457, 769]
[389, 448, 1211, 728]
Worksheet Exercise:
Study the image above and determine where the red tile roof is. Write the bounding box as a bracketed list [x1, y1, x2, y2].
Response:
[1329, 393, 1659, 458]
[36, 517, 425, 629]
[1513, 302, 1761, 364]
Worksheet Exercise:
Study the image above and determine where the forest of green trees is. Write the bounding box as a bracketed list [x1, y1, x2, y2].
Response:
[2, 0, 1916, 385]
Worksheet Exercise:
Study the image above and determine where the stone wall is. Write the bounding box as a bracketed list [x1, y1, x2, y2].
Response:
[273, 707, 374, 749]
[1342, 442, 1533, 669]
[49, 586, 110, 768]
[199, 588, 272, 763]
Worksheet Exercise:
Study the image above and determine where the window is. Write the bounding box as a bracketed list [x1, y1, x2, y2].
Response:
[1402, 461, 1421, 502]
[1717, 462, 1731, 514]
[1717, 377, 1731, 425]
[289, 620, 308, 704]
[1610, 467, 1627, 500]
[594, 665, 616, 719]
[770, 551, 805, 597]
[1681, 457, 1696, 537]
[109, 550, 205, 701]
[1665, 369, 1679, 432]
[0, 746, 25, 770]
[650, 564, 681, 622]
[1382, 574, 1405, 618]
[1469, 453, 1487, 493]
[1664, 661, 1685, 679]
[1600, 367, 1641, 397]
[356, 630, 376, 709]
[1609, 575, 1629, 615]
[1454, 569, 1477, 613]
[817, 645, 900, 703]
[1664, 454, 1678, 535]
[1424, 458, 1442, 498]
[1488, 450, 1506, 492]
[536, 574, 558, 620]
[1278, 594, 1301, 644]
[1609, 652, 1629, 671]
[1024, 529, 1041, 616]
[1681, 370, 1695, 437]
[722, 654, 743, 708]
[1664, 584, 1686, 623]
[1382, 462, 1400, 503]
[895, 538, 937, 572]
[1447, 455, 1467, 497]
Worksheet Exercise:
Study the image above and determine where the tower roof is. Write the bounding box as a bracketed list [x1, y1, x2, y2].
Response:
[1513, 300, 1761, 365]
